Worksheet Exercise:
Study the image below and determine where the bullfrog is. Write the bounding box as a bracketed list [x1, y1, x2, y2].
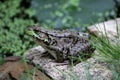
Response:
[26, 24, 95, 63]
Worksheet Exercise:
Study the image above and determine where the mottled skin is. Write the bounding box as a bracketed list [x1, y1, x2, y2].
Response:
[26, 24, 95, 63]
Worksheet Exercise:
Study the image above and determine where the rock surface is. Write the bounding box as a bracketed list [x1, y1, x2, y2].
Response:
[88, 18, 120, 44]
[24, 46, 113, 80]
[88, 18, 120, 38]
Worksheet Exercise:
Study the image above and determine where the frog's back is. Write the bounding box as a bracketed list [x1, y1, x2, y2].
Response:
[32, 24, 90, 39]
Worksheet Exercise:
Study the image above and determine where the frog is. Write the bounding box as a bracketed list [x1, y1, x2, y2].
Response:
[26, 24, 95, 64]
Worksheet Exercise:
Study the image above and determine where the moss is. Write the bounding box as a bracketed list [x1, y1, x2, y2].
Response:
[0, 0, 37, 56]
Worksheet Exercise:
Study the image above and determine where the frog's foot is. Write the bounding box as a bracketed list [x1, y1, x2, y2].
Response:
[72, 60, 81, 66]
[41, 52, 55, 60]
[62, 60, 81, 66]
[49, 60, 80, 66]
[57, 60, 70, 66]
[41, 51, 50, 57]
[49, 60, 70, 66]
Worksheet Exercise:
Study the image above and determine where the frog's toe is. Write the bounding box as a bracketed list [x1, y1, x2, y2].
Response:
[54, 60, 70, 66]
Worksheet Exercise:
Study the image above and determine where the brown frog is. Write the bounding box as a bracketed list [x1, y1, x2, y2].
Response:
[26, 24, 95, 63]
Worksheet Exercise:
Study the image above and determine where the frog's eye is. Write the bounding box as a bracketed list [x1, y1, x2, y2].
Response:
[38, 33, 46, 38]
[38, 32, 48, 41]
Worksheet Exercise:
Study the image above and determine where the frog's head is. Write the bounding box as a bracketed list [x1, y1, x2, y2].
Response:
[26, 25, 49, 43]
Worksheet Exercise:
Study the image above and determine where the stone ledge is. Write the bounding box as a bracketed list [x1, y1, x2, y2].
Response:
[24, 46, 112, 80]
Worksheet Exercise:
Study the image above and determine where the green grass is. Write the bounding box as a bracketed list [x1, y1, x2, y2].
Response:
[90, 19, 120, 80]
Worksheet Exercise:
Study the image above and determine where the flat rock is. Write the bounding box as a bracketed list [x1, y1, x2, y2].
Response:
[24, 46, 113, 80]
[88, 18, 120, 38]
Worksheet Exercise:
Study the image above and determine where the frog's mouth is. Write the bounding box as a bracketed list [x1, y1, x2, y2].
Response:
[26, 30, 40, 39]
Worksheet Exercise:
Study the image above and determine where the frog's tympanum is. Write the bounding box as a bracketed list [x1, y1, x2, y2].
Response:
[26, 24, 95, 64]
